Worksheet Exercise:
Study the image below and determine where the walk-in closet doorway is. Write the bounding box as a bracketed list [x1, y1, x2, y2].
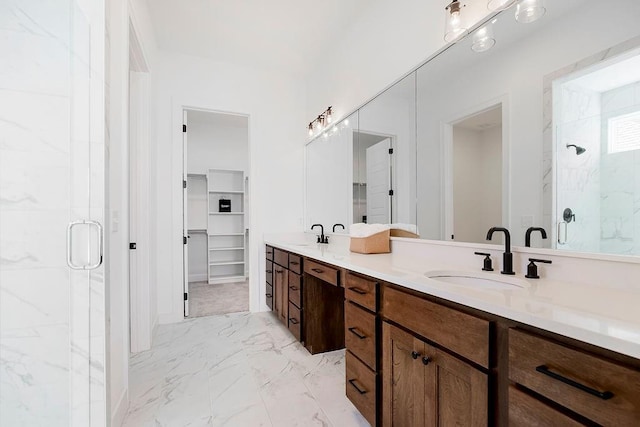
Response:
[182, 109, 250, 318]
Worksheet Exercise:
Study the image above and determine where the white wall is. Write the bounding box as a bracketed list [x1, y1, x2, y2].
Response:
[305, 0, 497, 123]
[187, 117, 249, 174]
[152, 51, 306, 323]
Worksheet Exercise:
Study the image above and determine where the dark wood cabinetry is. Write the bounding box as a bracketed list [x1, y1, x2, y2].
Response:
[381, 306, 488, 426]
[265, 245, 640, 426]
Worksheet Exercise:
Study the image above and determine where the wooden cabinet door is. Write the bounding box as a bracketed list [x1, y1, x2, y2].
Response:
[382, 322, 425, 427]
[274, 266, 288, 325]
[423, 342, 488, 427]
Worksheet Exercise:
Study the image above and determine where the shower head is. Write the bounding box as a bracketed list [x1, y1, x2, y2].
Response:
[566, 144, 586, 155]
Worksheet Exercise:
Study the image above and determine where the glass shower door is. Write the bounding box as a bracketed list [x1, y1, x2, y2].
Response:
[0, 1, 106, 425]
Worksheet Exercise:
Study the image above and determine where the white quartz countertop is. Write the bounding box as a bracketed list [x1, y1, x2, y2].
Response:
[265, 236, 640, 359]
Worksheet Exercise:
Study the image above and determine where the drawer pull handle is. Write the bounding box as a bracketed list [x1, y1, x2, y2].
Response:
[348, 327, 367, 340]
[311, 268, 324, 274]
[266, 293, 272, 298]
[535, 365, 614, 400]
[289, 318, 299, 325]
[266, 270, 272, 273]
[290, 261, 299, 265]
[289, 286, 299, 291]
[349, 287, 367, 295]
[411, 351, 421, 360]
[275, 270, 283, 274]
[348, 379, 367, 395]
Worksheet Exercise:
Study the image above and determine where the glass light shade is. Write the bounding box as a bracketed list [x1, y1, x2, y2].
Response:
[471, 25, 496, 53]
[444, 1, 468, 43]
[487, 0, 515, 12]
[308, 126, 314, 137]
[515, 0, 546, 23]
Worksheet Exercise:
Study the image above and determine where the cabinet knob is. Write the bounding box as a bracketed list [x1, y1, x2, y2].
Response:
[422, 356, 431, 365]
[411, 351, 420, 360]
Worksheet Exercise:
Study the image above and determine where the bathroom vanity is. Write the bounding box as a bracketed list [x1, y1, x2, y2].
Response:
[264, 240, 640, 426]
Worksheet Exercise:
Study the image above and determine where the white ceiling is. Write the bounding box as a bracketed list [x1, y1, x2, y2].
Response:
[146, 0, 371, 75]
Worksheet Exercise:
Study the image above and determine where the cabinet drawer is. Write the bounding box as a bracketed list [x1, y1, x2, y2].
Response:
[304, 259, 339, 287]
[288, 302, 302, 342]
[288, 254, 302, 275]
[346, 350, 377, 426]
[382, 285, 490, 368]
[265, 284, 273, 310]
[345, 301, 377, 371]
[266, 245, 274, 261]
[508, 386, 582, 427]
[288, 272, 302, 308]
[345, 272, 378, 312]
[509, 328, 640, 426]
[274, 248, 289, 268]
[266, 260, 273, 286]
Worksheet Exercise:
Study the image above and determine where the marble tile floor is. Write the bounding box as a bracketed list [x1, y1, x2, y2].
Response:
[122, 311, 369, 427]
[187, 280, 250, 318]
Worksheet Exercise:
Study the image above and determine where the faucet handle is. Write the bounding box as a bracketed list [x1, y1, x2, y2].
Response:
[474, 252, 494, 271]
[525, 258, 552, 279]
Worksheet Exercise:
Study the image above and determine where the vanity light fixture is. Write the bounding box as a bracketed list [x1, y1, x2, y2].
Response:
[471, 22, 496, 52]
[487, 0, 515, 12]
[444, 0, 468, 43]
[307, 106, 333, 137]
[515, 0, 546, 23]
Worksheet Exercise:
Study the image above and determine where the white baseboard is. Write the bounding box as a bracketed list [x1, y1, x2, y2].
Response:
[158, 312, 183, 324]
[188, 273, 207, 282]
[111, 388, 129, 427]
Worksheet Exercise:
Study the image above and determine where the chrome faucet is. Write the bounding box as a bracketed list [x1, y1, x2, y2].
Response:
[311, 224, 329, 244]
[525, 227, 547, 248]
[486, 227, 515, 275]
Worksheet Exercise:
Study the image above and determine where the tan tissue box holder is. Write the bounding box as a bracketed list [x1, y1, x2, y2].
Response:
[350, 230, 391, 254]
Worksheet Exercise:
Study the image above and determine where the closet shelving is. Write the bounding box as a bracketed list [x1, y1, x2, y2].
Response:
[207, 169, 246, 284]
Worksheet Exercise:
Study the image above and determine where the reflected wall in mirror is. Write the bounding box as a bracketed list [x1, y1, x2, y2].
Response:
[357, 73, 417, 229]
[305, 112, 358, 231]
[545, 38, 640, 256]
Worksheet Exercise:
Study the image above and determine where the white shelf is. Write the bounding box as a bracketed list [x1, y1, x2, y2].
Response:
[209, 212, 244, 215]
[209, 190, 244, 194]
[209, 261, 245, 266]
[208, 274, 246, 282]
[208, 232, 244, 236]
[209, 247, 244, 251]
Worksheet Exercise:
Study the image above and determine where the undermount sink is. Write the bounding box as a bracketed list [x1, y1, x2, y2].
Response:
[425, 270, 530, 291]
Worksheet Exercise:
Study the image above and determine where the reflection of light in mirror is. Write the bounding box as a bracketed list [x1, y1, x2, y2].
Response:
[322, 131, 328, 139]
[344, 119, 349, 127]
[487, 0, 515, 12]
[471, 24, 496, 53]
[332, 125, 338, 133]
[515, 0, 546, 23]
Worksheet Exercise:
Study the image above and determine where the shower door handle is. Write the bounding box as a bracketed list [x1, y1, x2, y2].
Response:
[557, 221, 568, 245]
[67, 220, 104, 270]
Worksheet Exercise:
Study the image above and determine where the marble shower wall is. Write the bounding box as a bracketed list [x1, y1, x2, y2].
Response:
[600, 81, 640, 255]
[555, 84, 602, 253]
[0, 1, 106, 426]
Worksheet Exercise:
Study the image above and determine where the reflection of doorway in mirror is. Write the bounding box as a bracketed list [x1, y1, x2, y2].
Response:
[552, 47, 640, 255]
[352, 131, 394, 224]
[447, 105, 504, 244]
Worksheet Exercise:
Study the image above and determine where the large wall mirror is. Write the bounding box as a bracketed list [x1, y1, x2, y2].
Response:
[305, 0, 640, 256]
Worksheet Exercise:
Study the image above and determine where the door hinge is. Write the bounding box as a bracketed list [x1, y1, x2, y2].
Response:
[183, 124, 187, 132]
[183, 236, 187, 244]
[389, 148, 394, 154]
[183, 180, 187, 189]
[389, 189, 394, 196]
[184, 292, 188, 301]
[129, 242, 137, 250]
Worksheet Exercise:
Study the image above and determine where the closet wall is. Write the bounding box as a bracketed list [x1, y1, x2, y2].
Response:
[186, 111, 249, 283]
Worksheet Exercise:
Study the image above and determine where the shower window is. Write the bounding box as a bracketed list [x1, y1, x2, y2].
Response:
[607, 109, 640, 154]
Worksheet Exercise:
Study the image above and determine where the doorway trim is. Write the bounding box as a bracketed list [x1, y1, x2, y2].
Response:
[441, 94, 511, 242]
[171, 100, 253, 320]
[128, 17, 152, 353]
